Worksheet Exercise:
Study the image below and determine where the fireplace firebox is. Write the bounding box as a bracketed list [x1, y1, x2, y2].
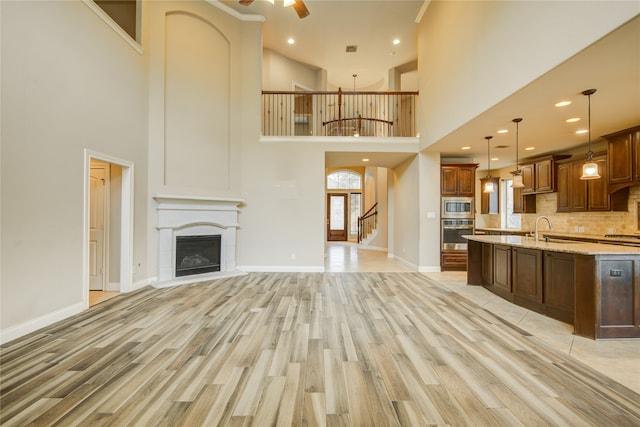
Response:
[175, 235, 221, 277]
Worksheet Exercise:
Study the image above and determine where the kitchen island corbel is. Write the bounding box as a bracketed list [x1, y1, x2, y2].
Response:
[466, 235, 640, 339]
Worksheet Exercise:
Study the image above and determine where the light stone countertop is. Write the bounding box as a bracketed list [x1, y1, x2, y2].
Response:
[465, 234, 640, 255]
[475, 227, 531, 234]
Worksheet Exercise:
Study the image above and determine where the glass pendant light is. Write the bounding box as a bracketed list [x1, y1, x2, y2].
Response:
[483, 136, 495, 193]
[579, 88, 601, 180]
[511, 118, 525, 188]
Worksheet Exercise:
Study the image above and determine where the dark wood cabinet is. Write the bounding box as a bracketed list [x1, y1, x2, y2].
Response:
[512, 247, 544, 312]
[492, 245, 512, 299]
[605, 125, 640, 193]
[519, 155, 568, 195]
[544, 252, 575, 324]
[512, 187, 536, 214]
[556, 162, 570, 212]
[556, 153, 625, 212]
[480, 177, 499, 214]
[520, 164, 535, 194]
[587, 154, 610, 211]
[468, 239, 640, 339]
[441, 164, 477, 196]
[441, 250, 468, 271]
[535, 159, 553, 192]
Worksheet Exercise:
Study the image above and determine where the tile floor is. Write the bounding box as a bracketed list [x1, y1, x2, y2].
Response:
[325, 242, 640, 394]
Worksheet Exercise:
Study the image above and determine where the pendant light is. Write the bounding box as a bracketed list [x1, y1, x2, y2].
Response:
[511, 118, 525, 188]
[483, 136, 495, 193]
[579, 88, 601, 180]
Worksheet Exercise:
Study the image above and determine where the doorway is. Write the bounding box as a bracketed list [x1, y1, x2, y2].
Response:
[84, 150, 134, 308]
[327, 193, 348, 241]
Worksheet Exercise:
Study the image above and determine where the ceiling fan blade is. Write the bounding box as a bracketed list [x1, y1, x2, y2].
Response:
[239, 0, 254, 5]
[293, 0, 309, 18]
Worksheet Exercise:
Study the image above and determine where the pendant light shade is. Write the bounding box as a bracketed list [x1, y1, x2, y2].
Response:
[483, 136, 495, 193]
[579, 88, 601, 180]
[511, 117, 525, 188]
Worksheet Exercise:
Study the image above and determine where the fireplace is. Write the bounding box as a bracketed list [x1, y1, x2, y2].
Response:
[175, 235, 221, 277]
[153, 194, 244, 288]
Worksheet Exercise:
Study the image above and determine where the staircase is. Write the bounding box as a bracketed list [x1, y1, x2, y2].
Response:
[357, 202, 378, 246]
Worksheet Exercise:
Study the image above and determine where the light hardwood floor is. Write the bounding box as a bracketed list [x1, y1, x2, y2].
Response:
[2, 268, 639, 425]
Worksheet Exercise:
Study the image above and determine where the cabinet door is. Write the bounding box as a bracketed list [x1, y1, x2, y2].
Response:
[493, 245, 511, 293]
[544, 252, 575, 324]
[607, 132, 633, 184]
[570, 161, 587, 212]
[535, 159, 554, 192]
[587, 155, 610, 211]
[521, 164, 535, 194]
[441, 167, 459, 195]
[512, 247, 544, 311]
[457, 167, 476, 196]
[556, 162, 571, 212]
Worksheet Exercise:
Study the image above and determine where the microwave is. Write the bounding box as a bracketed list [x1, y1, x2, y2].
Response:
[442, 197, 474, 219]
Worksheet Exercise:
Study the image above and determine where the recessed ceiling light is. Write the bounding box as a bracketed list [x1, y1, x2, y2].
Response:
[575, 129, 588, 134]
[461, 146, 471, 150]
[287, 38, 295, 45]
[566, 117, 580, 123]
[555, 100, 571, 107]
[491, 157, 499, 161]
[362, 158, 370, 162]
[393, 38, 400, 45]
[525, 146, 536, 151]
[497, 129, 508, 134]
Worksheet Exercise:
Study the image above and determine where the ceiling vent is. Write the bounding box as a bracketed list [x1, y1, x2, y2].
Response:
[345, 45, 358, 53]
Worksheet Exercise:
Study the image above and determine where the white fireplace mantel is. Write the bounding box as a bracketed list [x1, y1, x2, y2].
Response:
[153, 194, 245, 288]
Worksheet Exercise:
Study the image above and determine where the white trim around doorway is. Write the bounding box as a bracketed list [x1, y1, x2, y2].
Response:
[83, 150, 135, 309]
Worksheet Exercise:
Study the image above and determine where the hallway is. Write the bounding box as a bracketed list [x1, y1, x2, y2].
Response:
[325, 242, 414, 273]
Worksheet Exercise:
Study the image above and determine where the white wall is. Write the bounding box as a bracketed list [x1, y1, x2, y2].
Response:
[418, 151, 442, 272]
[262, 48, 324, 91]
[391, 155, 420, 268]
[1, 1, 149, 337]
[418, 1, 640, 149]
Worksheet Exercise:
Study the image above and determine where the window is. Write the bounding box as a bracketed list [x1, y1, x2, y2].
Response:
[501, 179, 521, 229]
[327, 171, 362, 190]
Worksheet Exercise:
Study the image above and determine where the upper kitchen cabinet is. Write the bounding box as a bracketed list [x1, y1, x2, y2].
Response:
[441, 164, 478, 196]
[520, 155, 570, 195]
[605, 125, 640, 193]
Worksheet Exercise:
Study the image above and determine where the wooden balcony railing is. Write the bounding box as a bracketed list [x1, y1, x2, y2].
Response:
[262, 89, 418, 138]
[358, 202, 378, 243]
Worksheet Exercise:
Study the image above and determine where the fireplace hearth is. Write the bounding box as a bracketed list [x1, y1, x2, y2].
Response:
[175, 235, 221, 277]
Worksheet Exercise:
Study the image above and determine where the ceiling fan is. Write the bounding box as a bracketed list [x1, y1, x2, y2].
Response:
[239, 0, 310, 19]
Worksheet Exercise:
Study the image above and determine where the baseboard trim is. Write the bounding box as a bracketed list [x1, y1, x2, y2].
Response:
[390, 255, 419, 271]
[0, 302, 85, 345]
[133, 277, 156, 291]
[237, 265, 325, 273]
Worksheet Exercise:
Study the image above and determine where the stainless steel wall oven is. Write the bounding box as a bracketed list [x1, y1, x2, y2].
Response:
[441, 219, 474, 250]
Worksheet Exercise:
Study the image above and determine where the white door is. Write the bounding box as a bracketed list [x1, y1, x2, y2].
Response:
[89, 164, 108, 291]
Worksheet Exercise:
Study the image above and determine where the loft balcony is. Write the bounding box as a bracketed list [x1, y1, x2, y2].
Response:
[261, 89, 418, 139]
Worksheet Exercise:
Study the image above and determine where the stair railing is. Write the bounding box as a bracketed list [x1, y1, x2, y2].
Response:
[357, 202, 378, 243]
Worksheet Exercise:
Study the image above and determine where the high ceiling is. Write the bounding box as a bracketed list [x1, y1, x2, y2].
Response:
[217, 1, 640, 171]
[219, 0, 423, 90]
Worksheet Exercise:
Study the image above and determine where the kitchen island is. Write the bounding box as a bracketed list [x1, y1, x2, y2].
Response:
[466, 235, 640, 339]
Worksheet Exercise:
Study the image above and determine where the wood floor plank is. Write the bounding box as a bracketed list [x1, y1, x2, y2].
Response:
[1, 272, 638, 426]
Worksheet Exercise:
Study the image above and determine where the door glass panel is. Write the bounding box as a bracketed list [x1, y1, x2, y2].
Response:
[349, 193, 361, 237]
[330, 195, 345, 230]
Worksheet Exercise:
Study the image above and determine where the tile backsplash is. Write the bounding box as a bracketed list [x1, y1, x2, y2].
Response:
[479, 185, 640, 235]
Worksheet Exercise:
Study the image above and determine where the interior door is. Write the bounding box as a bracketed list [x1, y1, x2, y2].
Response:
[89, 164, 107, 291]
[327, 193, 348, 241]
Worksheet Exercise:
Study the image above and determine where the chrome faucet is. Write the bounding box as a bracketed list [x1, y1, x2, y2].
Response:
[535, 216, 553, 242]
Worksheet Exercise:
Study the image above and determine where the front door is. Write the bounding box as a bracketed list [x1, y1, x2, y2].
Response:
[89, 163, 108, 291]
[327, 193, 348, 241]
